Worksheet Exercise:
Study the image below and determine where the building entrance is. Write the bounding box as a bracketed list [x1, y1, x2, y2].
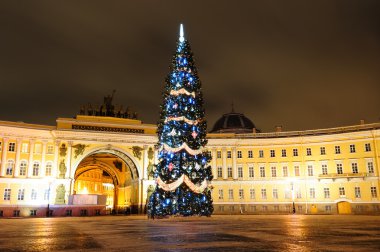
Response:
[72, 150, 140, 214]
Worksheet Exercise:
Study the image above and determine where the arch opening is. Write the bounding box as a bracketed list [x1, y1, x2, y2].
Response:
[72, 151, 140, 214]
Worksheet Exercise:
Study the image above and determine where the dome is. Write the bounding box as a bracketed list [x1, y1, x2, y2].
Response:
[210, 111, 260, 134]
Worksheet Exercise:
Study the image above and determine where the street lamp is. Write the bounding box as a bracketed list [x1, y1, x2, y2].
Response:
[291, 182, 296, 214]
[46, 178, 54, 217]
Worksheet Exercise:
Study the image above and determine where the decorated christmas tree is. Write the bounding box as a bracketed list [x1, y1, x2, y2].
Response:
[147, 24, 213, 218]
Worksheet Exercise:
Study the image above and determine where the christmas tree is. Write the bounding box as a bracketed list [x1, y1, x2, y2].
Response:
[147, 24, 213, 218]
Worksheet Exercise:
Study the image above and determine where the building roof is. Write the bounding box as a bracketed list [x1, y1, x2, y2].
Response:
[210, 111, 259, 133]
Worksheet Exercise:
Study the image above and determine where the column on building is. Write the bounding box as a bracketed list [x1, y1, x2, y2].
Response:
[40, 140, 48, 177]
[14, 138, 22, 177]
[232, 147, 237, 180]
[211, 148, 217, 179]
[66, 141, 73, 178]
[143, 145, 148, 180]
[53, 140, 60, 178]
[222, 147, 227, 180]
[27, 139, 35, 177]
[0, 137, 9, 176]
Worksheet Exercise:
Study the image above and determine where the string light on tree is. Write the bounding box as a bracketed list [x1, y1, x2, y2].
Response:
[147, 24, 213, 218]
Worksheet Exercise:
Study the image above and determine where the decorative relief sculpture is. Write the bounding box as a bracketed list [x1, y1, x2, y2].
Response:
[59, 160, 67, 179]
[55, 184, 66, 204]
[131, 146, 143, 160]
[59, 144, 67, 157]
[72, 144, 87, 158]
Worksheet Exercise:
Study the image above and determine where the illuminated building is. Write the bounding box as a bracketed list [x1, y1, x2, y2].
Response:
[0, 105, 379, 216]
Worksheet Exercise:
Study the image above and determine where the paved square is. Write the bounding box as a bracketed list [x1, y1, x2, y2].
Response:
[1, 215, 380, 251]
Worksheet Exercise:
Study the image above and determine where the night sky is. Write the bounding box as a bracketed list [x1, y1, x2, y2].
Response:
[0, 1, 379, 132]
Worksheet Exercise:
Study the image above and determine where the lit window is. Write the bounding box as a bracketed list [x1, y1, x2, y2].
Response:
[228, 189, 234, 199]
[270, 150, 275, 157]
[227, 151, 231, 158]
[34, 143, 42, 154]
[227, 167, 232, 178]
[6, 160, 14, 176]
[365, 143, 371, 152]
[272, 189, 278, 199]
[355, 187, 361, 198]
[306, 148, 312, 156]
[293, 166, 300, 177]
[351, 163, 358, 174]
[45, 162, 52, 176]
[368, 162, 374, 174]
[322, 164, 328, 175]
[261, 189, 267, 199]
[238, 166, 243, 178]
[250, 189, 255, 199]
[33, 162, 40, 176]
[282, 166, 288, 177]
[281, 149, 286, 157]
[324, 188, 330, 198]
[259, 150, 264, 158]
[47, 145, 54, 154]
[320, 147, 326, 155]
[239, 189, 244, 199]
[237, 151, 242, 159]
[19, 161, 27, 176]
[217, 167, 222, 178]
[18, 189, 25, 200]
[4, 188, 11, 200]
[44, 189, 49, 201]
[296, 190, 302, 199]
[248, 150, 253, 158]
[335, 146, 341, 154]
[337, 163, 343, 174]
[248, 166, 254, 178]
[260, 166, 265, 177]
[217, 151, 221, 159]
[21, 143, 29, 153]
[307, 165, 313, 176]
[371, 187, 378, 198]
[218, 189, 223, 200]
[31, 189, 37, 200]
[339, 187, 345, 197]
[271, 167, 277, 177]
[293, 149, 298, 156]
[8, 142, 15, 152]
[350, 144, 356, 153]
[309, 188, 315, 199]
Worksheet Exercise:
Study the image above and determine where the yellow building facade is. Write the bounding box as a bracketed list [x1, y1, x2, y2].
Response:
[0, 113, 379, 217]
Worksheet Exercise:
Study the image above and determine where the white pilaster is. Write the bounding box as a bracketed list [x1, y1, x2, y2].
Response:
[143, 145, 148, 180]
[66, 141, 73, 178]
[232, 147, 237, 180]
[53, 140, 60, 178]
[212, 148, 217, 179]
[27, 139, 35, 177]
[0, 138, 9, 177]
[40, 140, 48, 177]
[222, 147, 227, 180]
[14, 138, 22, 177]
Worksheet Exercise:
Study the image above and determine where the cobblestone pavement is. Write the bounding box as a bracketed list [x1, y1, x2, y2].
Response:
[1, 215, 380, 251]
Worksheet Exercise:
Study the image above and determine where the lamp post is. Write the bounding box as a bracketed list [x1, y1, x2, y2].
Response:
[291, 182, 296, 214]
[46, 178, 54, 217]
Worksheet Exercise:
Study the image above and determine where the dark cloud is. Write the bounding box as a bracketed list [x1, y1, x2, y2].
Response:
[0, 0, 379, 131]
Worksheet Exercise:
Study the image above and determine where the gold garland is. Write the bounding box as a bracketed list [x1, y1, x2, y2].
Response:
[156, 174, 209, 193]
[162, 143, 203, 155]
[164, 116, 201, 125]
[170, 88, 195, 97]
